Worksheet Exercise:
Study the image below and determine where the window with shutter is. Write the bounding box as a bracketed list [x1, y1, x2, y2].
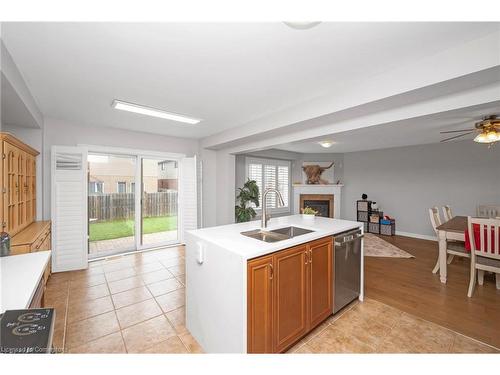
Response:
[245, 157, 290, 213]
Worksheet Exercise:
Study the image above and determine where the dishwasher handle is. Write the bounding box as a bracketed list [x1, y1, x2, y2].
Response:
[334, 232, 363, 246]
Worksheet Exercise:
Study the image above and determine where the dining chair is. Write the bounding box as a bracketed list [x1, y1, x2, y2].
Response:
[467, 216, 500, 297]
[476, 204, 500, 218]
[442, 205, 453, 222]
[429, 207, 469, 273]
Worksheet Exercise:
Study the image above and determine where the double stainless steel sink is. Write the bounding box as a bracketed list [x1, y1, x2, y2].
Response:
[241, 226, 314, 242]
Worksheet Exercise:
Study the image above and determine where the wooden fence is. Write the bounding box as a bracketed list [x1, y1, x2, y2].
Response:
[88, 191, 178, 222]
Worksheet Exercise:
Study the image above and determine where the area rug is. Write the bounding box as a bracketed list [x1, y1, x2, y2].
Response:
[363, 233, 415, 258]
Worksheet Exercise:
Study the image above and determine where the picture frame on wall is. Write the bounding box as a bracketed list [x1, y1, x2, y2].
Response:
[301, 161, 335, 184]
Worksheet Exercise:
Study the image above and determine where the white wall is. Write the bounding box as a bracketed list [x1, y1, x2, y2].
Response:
[1, 39, 43, 128]
[215, 150, 235, 225]
[42, 117, 199, 220]
[199, 148, 217, 228]
[342, 140, 500, 237]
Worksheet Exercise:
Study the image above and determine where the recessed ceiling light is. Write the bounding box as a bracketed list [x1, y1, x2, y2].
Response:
[284, 22, 321, 30]
[318, 140, 334, 148]
[112, 100, 201, 124]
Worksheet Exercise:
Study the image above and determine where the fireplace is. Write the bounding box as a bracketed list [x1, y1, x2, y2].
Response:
[299, 194, 334, 218]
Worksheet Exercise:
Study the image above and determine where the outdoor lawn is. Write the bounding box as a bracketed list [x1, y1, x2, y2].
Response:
[89, 216, 177, 242]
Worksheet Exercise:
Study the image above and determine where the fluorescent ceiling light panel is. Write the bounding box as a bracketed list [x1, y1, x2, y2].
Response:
[112, 100, 201, 124]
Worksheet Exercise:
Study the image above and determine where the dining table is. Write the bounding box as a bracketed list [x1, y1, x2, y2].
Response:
[435, 215, 468, 284]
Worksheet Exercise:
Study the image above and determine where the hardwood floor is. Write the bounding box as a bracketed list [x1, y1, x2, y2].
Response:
[365, 235, 500, 349]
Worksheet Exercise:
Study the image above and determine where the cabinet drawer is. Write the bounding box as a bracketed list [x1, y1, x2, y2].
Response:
[40, 234, 51, 251]
[10, 244, 31, 255]
[30, 229, 50, 252]
[31, 237, 44, 252]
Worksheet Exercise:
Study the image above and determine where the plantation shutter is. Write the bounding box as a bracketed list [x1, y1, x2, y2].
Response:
[264, 165, 277, 208]
[277, 166, 289, 207]
[248, 163, 263, 208]
[180, 156, 198, 242]
[246, 158, 290, 211]
[51, 146, 88, 272]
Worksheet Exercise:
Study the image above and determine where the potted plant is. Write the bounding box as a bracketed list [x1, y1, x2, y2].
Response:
[235, 179, 260, 223]
[301, 206, 318, 222]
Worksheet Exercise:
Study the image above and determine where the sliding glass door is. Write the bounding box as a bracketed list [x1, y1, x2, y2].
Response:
[139, 158, 179, 248]
[88, 153, 137, 259]
[87, 152, 180, 259]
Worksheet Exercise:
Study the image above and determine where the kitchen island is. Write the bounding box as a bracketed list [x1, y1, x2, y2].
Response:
[185, 215, 363, 353]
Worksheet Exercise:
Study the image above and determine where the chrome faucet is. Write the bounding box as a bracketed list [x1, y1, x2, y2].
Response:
[261, 188, 285, 229]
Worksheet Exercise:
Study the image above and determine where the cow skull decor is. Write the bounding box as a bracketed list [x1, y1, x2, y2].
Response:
[302, 162, 334, 184]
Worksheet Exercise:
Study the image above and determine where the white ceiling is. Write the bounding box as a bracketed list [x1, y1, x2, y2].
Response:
[272, 102, 500, 153]
[2, 22, 498, 139]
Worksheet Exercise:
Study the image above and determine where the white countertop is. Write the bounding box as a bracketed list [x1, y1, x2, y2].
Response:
[0, 251, 51, 313]
[187, 215, 362, 259]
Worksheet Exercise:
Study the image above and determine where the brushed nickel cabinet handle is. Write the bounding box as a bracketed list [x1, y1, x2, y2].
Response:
[309, 249, 313, 264]
[269, 263, 274, 280]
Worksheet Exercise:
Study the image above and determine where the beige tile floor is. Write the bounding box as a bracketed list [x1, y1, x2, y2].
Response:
[44, 245, 200, 353]
[289, 299, 499, 353]
[43, 246, 499, 354]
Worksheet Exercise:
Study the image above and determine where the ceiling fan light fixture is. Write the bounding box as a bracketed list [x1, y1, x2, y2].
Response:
[474, 132, 488, 143]
[474, 130, 498, 144]
[486, 130, 499, 142]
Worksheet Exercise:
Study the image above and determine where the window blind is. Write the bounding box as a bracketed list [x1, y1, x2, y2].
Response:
[246, 158, 290, 211]
[248, 163, 263, 208]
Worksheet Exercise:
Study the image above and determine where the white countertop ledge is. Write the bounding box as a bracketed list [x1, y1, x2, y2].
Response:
[0, 250, 51, 313]
[187, 215, 362, 259]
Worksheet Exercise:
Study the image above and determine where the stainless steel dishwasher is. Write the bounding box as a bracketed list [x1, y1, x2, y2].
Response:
[333, 228, 363, 313]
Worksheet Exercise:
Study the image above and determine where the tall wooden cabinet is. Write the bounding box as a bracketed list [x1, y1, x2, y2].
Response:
[1, 132, 39, 236]
[247, 236, 334, 353]
[1, 133, 51, 309]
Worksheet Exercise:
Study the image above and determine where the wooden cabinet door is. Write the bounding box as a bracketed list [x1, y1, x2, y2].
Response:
[247, 255, 274, 353]
[273, 244, 308, 353]
[308, 237, 333, 328]
[3, 141, 19, 235]
[16, 150, 26, 230]
[32, 157, 37, 221]
[25, 154, 33, 225]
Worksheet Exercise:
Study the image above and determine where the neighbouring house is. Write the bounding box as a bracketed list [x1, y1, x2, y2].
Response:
[88, 157, 178, 194]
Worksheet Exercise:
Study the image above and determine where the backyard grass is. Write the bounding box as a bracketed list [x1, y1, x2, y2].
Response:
[89, 216, 177, 242]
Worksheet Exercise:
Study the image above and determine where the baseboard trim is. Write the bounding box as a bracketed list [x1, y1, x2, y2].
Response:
[396, 230, 437, 242]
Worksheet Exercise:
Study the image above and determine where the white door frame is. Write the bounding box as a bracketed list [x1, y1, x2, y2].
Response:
[136, 155, 182, 251]
[83, 144, 185, 255]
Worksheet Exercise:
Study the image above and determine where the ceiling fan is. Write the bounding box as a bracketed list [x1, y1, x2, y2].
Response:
[440, 115, 500, 145]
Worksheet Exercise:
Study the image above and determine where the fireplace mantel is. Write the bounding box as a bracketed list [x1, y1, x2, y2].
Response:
[292, 184, 344, 188]
[293, 184, 343, 218]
